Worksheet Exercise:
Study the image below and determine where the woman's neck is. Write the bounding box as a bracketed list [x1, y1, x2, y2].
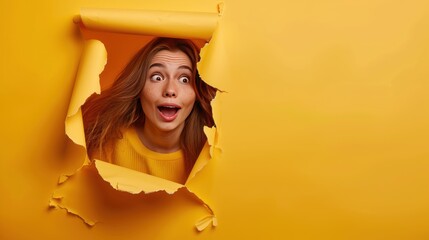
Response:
[135, 123, 183, 153]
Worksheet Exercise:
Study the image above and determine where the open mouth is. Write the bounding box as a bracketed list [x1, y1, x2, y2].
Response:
[157, 105, 181, 119]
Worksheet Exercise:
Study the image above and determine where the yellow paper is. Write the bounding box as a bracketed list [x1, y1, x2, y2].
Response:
[94, 160, 184, 194]
[75, 8, 219, 40]
[3, 0, 429, 239]
[65, 40, 107, 147]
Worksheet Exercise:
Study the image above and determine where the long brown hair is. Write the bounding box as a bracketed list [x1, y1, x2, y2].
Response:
[82, 37, 216, 173]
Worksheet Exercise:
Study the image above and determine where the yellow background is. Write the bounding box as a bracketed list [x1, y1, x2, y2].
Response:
[1, 0, 429, 239]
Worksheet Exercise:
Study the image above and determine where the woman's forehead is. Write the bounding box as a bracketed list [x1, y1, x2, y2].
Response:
[150, 50, 192, 68]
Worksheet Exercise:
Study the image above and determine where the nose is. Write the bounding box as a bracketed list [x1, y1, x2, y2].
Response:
[163, 80, 177, 98]
[163, 89, 176, 97]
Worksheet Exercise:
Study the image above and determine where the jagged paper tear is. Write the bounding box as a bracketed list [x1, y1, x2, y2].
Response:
[52, 7, 221, 232]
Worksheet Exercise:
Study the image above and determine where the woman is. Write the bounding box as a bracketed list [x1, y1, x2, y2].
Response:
[82, 38, 216, 184]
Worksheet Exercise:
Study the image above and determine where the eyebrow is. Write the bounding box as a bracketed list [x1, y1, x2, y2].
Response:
[149, 63, 192, 72]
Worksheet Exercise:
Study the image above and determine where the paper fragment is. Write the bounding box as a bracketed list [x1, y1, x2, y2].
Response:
[65, 108, 87, 147]
[217, 2, 224, 16]
[195, 215, 217, 231]
[204, 126, 217, 158]
[94, 160, 184, 194]
[58, 175, 69, 184]
[186, 142, 211, 183]
[49, 197, 97, 226]
[210, 91, 222, 131]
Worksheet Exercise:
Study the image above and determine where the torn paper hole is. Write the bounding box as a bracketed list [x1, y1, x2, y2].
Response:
[52, 7, 223, 232]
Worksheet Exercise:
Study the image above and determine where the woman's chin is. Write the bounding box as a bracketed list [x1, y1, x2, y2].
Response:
[153, 121, 184, 134]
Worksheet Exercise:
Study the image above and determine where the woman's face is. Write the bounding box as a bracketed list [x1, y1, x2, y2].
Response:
[140, 49, 196, 134]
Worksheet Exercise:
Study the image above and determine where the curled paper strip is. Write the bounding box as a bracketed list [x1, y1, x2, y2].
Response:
[74, 8, 219, 40]
[53, 8, 221, 232]
[65, 40, 106, 148]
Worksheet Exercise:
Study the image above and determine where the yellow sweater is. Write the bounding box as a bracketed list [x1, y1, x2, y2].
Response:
[108, 127, 187, 184]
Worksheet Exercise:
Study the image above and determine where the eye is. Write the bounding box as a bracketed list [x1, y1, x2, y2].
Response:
[179, 76, 190, 84]
[150, 74, 163, 81]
